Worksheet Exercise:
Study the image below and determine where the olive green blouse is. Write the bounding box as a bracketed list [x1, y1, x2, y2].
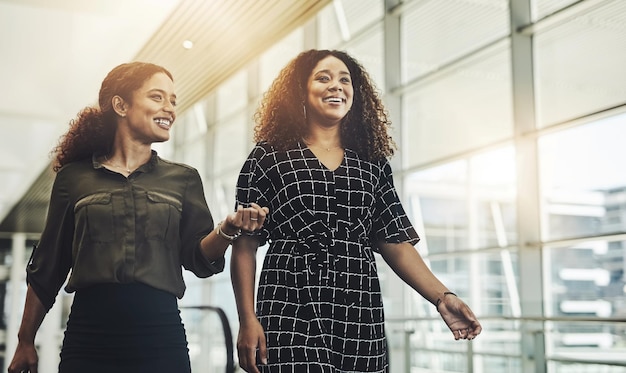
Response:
[27, 151, 223, 311]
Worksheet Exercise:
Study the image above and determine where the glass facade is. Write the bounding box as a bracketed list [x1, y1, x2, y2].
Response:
[534, 1, 626, 127]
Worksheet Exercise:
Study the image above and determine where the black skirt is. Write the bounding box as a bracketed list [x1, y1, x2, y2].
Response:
[59, 283, 191, 373]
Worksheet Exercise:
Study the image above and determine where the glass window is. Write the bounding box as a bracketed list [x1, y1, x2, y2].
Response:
[216, 70, 247, 121]
[406, 146, 517, 254]
[429, 251, 519, 315]
[339, 0, 383, 38]
[538, 113, 626, 241]
[534, 1, 626, 127]
[169, 107, 211, 178]
[401, 0, 509, 83]
[317, 4, 342, 49]
[181, 136, 207, 180]
[177, 104, 209, 142]
[213, 112, 248, 176]
[411, 350, 471, 372]
[532, 0, 579, 21]
[543, 239, 626, 368]
[390, 260, 521, 371]
[344, 24, 385, 92]
[481, 355, 522, 373]
[409, 319, 522, 372]
[406, 160, 467, 255]
[207, 174, 239, 221]
[544, 240, 624, 318]
[549, 361, 626, 373]
[259, 28, 303, 93]
[400, 147, 517, 327]
[153, 140, 174, 163]
[317, 0, 384, 49]
[403, 43, 513, 167]
[540, 114, 626, 369]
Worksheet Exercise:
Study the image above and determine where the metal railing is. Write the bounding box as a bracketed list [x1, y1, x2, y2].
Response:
[386, 315, 626, 373]
[181, 305, 236, 373]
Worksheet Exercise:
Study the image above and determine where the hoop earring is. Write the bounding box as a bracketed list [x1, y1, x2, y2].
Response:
[302, 104, 307, 119]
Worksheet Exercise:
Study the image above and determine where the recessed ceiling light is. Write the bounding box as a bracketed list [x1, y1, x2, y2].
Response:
[182, 40, 194, 49]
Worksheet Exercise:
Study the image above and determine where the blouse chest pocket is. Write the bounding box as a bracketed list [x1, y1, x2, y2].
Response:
[145, 192, 183, 243]
[74, 193, 114, 243]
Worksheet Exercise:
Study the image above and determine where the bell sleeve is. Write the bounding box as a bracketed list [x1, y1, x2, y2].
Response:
[235, 143, 271, 245]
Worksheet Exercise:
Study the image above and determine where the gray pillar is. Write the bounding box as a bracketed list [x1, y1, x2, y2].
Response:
[509, 0, 546, 372]
[383, 0, 407, 371]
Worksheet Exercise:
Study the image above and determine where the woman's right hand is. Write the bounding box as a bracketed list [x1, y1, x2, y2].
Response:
[236, 318, 267, 373]
[7, 341, 38, 373]
[226, 203, 270, 233]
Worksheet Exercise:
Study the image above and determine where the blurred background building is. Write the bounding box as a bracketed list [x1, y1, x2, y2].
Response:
[0, 0, 625, 372]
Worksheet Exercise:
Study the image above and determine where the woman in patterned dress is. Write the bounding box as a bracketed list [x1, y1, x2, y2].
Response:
[231, 50, 481, 373]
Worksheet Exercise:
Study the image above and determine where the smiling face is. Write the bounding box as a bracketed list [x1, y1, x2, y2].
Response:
[305, 55, 354, 127]
[116, 72, 177, 144]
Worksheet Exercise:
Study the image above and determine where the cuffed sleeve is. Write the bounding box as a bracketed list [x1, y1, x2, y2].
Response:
[179, 168, 221, 278]
[26, 170, 74, 311]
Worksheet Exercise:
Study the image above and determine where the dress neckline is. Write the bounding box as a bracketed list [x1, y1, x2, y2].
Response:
[300, 141, 345, 172]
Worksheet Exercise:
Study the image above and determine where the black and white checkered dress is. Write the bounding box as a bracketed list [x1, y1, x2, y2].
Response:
[236, 141, 419, 373]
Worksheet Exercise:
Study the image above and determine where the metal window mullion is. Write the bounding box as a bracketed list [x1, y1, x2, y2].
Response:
[510, 1, 545, 373]
[383, 0, 403, 173]
[383, 2, 411, 373]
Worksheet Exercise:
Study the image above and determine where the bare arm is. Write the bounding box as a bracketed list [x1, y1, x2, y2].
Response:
[231, 236, 259, 324]
[231, 235, 266, 372]
[378, 241, 482, 340]
[8, 285, 48, 373]
[378, 241, 449, 304]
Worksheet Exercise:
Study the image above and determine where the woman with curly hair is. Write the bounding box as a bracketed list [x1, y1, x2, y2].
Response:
[231, 49, 481, 373]
[8, 61, 268, 373]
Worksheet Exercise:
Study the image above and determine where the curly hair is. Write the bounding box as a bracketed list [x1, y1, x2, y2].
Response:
[52, 62, 173, 171]
[253, 49, 396, 161]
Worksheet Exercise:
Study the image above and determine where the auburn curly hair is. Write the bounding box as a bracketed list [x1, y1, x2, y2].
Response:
[52, 62, 173, 171]
[253, 49, 396, 161]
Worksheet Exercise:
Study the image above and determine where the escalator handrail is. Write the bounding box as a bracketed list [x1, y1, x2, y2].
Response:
[181, 305, 235, 373]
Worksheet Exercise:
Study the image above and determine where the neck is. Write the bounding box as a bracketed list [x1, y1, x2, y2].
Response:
[304, 124, 341, 149]
[103, 146, 152, 174]
[303, 139, 342, 152]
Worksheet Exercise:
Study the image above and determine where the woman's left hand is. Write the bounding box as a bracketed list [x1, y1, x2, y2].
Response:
[224, 203, 270, 233]
[437, 294, 482, 340]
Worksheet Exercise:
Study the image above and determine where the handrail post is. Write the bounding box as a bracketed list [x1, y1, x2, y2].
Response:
[533, 330, 547, 373]
[467, 339, 474, 373]
[404, 327, 414, 373]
